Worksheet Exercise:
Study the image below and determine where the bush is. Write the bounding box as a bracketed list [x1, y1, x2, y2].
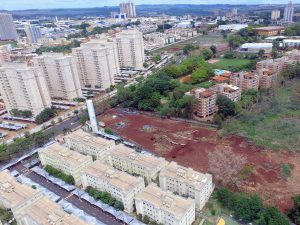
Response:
[281, 164, 291, 178]
[86, 186, 124, 211]
[10, 109, 32, 118]
[104, 127, 114, 135]
[45, 165, 75, 185]
[35, 107, 57, 124]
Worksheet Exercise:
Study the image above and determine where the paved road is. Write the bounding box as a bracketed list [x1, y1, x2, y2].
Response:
[12, 164, 122, 225]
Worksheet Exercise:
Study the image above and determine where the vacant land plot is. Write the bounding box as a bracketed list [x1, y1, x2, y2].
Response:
[98, 108, 300, 211]
[212, 58, 254, 71]
[224, 79, 300, 151]
[151, 32, 226, 54]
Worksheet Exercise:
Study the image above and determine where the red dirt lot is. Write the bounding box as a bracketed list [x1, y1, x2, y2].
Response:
[98, 108, 300, 211]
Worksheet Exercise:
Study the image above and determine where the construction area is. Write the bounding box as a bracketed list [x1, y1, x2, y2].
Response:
[98, 108, 300, 212]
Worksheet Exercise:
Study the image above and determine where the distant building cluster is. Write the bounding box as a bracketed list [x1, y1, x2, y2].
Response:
[188, 49, 300, 121]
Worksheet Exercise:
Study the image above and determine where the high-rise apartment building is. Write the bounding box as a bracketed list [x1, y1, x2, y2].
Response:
[271, 10, 281, 20]
[186, 88, 217, 121]
[284, 1, 294, 23]
[81, 160, 145, 213]
[135, 183, 196, 225]
[159, 162, 214, 210]
[39, 142, 93, 185]
[0, 63, 51, 116]
[0, 13, 18, 41]
[72, 39, 120, 90]
[115, 29, 145, 70]
[232, 8, 238, 16]
[65, 129, 115, 161]
[107, 144, 169, 182]
[33, 53, 82, 100]
[24, 23, 42, 44]
[120, 1, 136, 18]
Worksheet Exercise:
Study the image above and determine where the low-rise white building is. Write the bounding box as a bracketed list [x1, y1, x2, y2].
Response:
[65, 129, 115, 161]
[39, 143, 93, 185]
[159, 162, 214, 210]
[81, 160, 145, 213]
[239, 43, 273, 53]
[135, 183, 195, 225]
[107, 144, 169, 183]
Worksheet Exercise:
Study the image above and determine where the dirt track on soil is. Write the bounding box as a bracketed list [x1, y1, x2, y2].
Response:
[98, 108, 300, 211]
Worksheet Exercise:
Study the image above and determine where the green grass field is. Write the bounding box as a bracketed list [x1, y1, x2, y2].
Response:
[0, 41, 18, 48]
[223, 79, 300, 151]
[212, 58, 255, 72]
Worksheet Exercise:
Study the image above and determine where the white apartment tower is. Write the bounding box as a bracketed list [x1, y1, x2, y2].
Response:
[72, 39, 119, 90]
[120, 1, 136, 18]
[33, 53, 82, 100]
[271, 10, 281, 20]
[284, 1, 294, 23]
[0, 63, 51, 116]
[116, 29, 145, 70]
[24, 23, 42, 44]
[0, 13, 18, 41]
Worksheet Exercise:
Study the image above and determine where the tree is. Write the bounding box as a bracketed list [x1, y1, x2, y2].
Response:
[258, 207, 290, 225]
[216, 187, 232, 207]
[258, 49, 265, 58]
[210, 45, 217, 54]
[35, 107, 57, 124]
[288, 195, 300, 225]
[151, 54, 161, 63]
[202, 48, 213, 60]
[216, 95, 236, 118]
[114, 200, 124, 211]
[183, 44, 196, 55]
[104, 127, 114, 135]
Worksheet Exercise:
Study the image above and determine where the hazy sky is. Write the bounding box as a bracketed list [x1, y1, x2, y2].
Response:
[1, 0, 299, 10]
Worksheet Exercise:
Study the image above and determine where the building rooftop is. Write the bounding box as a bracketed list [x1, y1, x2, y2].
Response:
[211, 76, 229, 82]
[135, 183, 194, 220]
[21, 196, 88, 225]
[82, 160, 144, 193]
[0, 170, 41, 208]
[40, 142, 92, 166]
[187, 88, 216, 99]
[254, 26, 285, 31]
[66, 129, 114, 149]
[160, 162, 212, 191]
[110, 144, 168, 171]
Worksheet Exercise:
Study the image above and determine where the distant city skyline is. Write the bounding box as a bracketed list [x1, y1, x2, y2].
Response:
[2, 0, 300, 11]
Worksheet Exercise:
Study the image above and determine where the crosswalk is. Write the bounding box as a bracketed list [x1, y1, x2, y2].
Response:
[65, 193, 73, 200]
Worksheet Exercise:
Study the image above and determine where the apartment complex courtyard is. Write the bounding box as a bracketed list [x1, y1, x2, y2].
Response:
[98, 108, 300, 212]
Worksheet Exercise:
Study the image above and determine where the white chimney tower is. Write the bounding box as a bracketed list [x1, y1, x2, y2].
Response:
[86, 99, 98, 133]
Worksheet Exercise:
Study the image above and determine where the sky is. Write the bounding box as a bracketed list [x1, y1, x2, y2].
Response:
[1, 0, 300, 10]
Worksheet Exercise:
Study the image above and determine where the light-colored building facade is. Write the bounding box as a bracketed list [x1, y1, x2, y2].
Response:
[16, 196, 89, 225]
[0, 46, 11, 65]
[107, 144, 168, 182]
[135, 183, 195, 225]
[186, 88, 217, 121]
[254, 26, 285, 36]
[271, 10, 281, 20]
[116, 30, 145, 70]
[65, 129, 115, 161]
[0, 63, 51, 116]
[72, 39, 119, 90]
[120, 1, 136, 18]
[210, 83, 241, 102]
[0, 171, 43, 213]
[24, 23, 42, 44]
[159, 162, 214, 210]
[284, 1, 294, 23]
[0, 13, 18, 41]
[33, 53, 82, 100]
[39, 142, 93, 185]
[81, 160, 145, 213]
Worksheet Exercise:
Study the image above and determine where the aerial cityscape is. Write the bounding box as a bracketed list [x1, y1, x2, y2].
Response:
[0, 0, 299, 225]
